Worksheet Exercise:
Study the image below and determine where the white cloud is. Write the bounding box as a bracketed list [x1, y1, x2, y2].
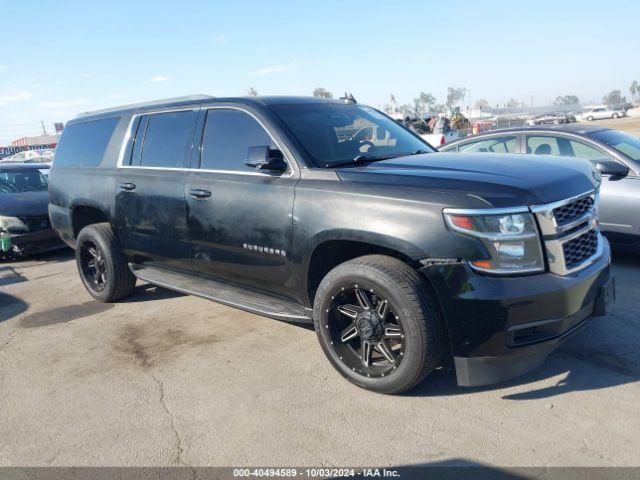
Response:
[214, 34, 228, 43]
[0, 90, 32, 107]
[250, 65, 288, 76]
[148, 75, 169, 83]
[0, 65, 7, 71]
[39, 98, 89, 109]
[107, 93, 128, 100]
[81, 72, 93, 78]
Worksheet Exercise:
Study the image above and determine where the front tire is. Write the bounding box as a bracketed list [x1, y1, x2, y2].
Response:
[75, 223, 136, 302]
[612, 113, 619, 119]
[587, 116, 594, 121]
[313, 255, 441, 394]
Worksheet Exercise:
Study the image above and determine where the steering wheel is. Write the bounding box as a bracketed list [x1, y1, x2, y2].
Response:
[358, 141, 376, 154]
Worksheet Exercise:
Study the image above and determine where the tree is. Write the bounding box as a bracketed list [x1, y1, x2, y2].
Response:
[412, 92, 436, 115]
[247, 87, 258, 96]
[553, 95, 580, 106]
[630, 81, 638, 103]
[506, 98, 520, 109]
[602, 90, 626, 106]
[445, 87, 466, 111]
[474, 99, 489, 110]
[313, 87, 333, 99]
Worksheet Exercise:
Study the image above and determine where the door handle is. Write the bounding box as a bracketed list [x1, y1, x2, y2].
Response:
[119, 182, 136, 191]
[189, 188, 211, 199]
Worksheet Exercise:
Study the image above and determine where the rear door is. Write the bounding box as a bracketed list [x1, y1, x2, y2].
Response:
[115, 108, 199, 271]
[185, 106, 299, 298]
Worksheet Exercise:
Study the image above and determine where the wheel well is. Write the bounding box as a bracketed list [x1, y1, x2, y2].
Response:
[72, 206, 109, 238]
[306, 240, 417, 305]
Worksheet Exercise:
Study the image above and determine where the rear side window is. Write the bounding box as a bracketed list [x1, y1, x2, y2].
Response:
[200, 109, 275, 171]
[54, 117, 119, 166]
[138, 110, 198, 168]
[458, 136, 517, 153]
[526, 136, 561, 155]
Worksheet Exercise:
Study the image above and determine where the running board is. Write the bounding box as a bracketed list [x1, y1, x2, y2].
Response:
[129, 264, 312, 323]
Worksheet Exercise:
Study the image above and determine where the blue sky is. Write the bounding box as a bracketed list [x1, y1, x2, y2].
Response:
[0, 0, 638, 144]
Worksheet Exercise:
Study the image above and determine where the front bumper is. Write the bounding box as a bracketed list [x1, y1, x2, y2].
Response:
[421, 238, 613, 387]
[1, 228, 66, 257]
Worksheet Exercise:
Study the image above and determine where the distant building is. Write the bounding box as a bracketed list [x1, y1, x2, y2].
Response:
[11, 134, 59, 147]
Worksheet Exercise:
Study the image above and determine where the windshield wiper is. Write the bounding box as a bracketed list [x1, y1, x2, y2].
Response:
[326, 154, 399, 168]
[326, 149, 431, 168]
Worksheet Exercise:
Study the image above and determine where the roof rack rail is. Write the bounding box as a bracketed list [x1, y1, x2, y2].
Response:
[76, 94, 214, 117]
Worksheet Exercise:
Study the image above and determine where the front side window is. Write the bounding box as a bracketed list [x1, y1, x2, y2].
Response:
[271, 103, 433, 167]
[590, 129, 640, 162]
[567, 140, 609, 163]
[458, 136, 517, 153]
[0, 170, 48, 194]
[139, 110, 198, 168]
[526, 136, 560, 155]
[200, 109, 276, 171]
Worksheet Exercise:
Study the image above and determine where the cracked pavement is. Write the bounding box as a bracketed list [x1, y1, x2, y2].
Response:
[0, 250, 639, 467]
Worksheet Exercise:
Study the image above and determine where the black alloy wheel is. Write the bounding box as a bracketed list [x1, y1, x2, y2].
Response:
[327, 284, 404, 378]
[79, 240, 107, 292]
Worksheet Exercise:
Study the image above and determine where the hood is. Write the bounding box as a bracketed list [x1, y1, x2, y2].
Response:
[336, 152, 598, 208]
[0, 191, 50, 217]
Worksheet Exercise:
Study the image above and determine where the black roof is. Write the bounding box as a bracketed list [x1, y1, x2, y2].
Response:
[0, 163, 51, 171]
[73, 95, 347, 123]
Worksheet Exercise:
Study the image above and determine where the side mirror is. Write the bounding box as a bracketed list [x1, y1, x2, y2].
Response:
[595, 160, 629, 177]
[245, 146, 287, 172]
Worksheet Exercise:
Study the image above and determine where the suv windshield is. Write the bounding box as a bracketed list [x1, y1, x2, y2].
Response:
[0, 169, 49, 193]
[589, 129, 640, 162]
[271, 103, 434, 167]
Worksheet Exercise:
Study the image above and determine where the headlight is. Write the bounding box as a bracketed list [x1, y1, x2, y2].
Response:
[0, 216, 28, 233]
[443, 209, 544, 274]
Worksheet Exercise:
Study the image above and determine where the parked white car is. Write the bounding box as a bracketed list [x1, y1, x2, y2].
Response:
[580, 106, 625, 121]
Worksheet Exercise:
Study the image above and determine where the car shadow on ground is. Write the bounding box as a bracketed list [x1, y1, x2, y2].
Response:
[116, 284, 186, 303]
[0, 291, 28, 324]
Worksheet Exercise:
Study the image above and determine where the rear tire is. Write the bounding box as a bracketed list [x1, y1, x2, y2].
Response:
[313, 255, 441, 394]
[612, 113, 619, 119]
[75, 223, 136, 302]
[587, 116, 594, 121]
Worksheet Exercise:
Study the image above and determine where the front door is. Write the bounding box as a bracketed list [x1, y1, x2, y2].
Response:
[115, 109, 199, 271]
[185, 107, 299, 298]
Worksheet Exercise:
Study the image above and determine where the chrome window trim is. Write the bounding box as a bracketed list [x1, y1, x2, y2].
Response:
[116, 105, 297, 178]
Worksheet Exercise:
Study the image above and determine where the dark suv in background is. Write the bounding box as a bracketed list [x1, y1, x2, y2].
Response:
[49, 96, 614, 394]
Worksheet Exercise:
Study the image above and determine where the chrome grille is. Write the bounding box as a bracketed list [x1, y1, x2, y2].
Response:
[553, 196, 594, 226]
[563, 229, 598, 269]
[532, 191, 602, 275]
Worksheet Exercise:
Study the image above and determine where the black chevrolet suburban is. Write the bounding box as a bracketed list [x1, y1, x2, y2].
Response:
[49, 95, 614, 394]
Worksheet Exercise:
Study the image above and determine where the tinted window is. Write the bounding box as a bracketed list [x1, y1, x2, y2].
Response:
[458, 136, 517, 153]
[526, 136, 560, 155]
[140, 110, 198, 168]
[54, 117, 119, 166]
[271, 103, 433, 167]
[201, 109, 275, 171]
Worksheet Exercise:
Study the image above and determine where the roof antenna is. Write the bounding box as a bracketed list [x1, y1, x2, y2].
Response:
[340, 92, 357, 104]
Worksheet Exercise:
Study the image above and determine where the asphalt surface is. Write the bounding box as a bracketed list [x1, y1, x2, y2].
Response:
[0, 249, 639, 467]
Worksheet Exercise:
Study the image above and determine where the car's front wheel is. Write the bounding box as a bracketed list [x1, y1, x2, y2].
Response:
[587, 116, 594, 121]
[313, 255, 441, 394]
[612, 113, 619, 119]
[76, 223, 136, 302]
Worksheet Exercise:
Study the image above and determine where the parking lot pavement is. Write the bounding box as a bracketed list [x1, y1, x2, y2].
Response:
[584, 115, 640, 137]
[0, 250, 639, 468]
